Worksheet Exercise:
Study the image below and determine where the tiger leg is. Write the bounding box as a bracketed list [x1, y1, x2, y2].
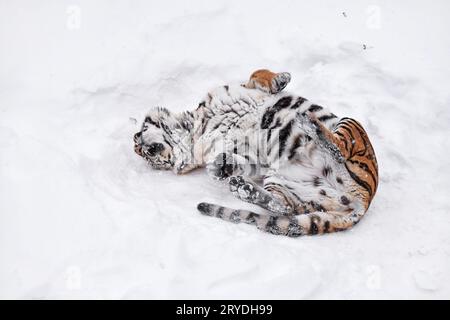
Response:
[296, 112, 349, 162]
[228, 175, 294, 215]
[263, 172, 354, 216]
[244, 69, 291, 94]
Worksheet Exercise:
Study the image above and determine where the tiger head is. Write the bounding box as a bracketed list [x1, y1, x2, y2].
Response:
[133, 107, 195, 173]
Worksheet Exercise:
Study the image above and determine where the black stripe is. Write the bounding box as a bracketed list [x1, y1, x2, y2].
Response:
[133, 132, 142, 143]
[261, 96, 293, 129]
[335, 131, 348, 150]
[278, 120, 294, 157]
[291, 192, 303, 204]
[197, 101, 206, 109]
[339, 122, 355, 134]
[290, 96, 308, 109]
[341, 118, 366, 136]
[261, 110, 276, 129]
[245, 212, 258, 225]
[351, 128, 370, 158]
[322, 166, 332, 176]
[308, 104, 323, 112]
[145, 117, 160, 128]
[161, 122, 172, 135]
[163, 136, 173, 149]
[288, 134, 303, 160]
[345, 163, 373, 197]
[318, 114, 337, 122]
[323, 221, 330, 233]
[344, 120, 370, 156]
[355, 147, 368, 157]
[348, 159, 377, 186]
[267, 118, 283, 143]
[270, 118, 282, 129]
[340, 118, 367, 145]
[339, 124, 356, 155]
[264, 182, 285, 189]
[200, 118, 207, 134]
[216, 207, 224, 219]
[211, 121, 223, 132]
[313, 176, 322, 186]
[341, 117, 365, 133]
[334, 131, 345, 138]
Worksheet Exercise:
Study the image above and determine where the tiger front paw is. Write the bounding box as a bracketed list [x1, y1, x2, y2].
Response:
[271, 72, 291, 94]
[245, 69, 291, 94]
[229, 175, 258, 202]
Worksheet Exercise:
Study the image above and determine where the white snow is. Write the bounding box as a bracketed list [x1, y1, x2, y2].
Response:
[1, 0, 450, 299]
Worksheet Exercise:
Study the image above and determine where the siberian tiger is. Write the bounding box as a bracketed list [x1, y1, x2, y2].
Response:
[133, 69, 378, 237]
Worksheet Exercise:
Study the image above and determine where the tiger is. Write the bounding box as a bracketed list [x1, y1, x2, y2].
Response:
[133, 69, 378, 237]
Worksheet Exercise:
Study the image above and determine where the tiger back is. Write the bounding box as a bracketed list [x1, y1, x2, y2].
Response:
[332, 117, 379, 208]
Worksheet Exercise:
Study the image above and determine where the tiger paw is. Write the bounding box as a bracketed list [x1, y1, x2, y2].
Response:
[207, 152, 235, 180]
[229, 175, 246, 192]
[245, 69, 291, 94]
[271, 72, 291, 93]
[229, 175, 258, 202]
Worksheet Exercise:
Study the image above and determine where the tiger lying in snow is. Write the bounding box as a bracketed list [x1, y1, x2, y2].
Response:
[133, 69, 378, 237]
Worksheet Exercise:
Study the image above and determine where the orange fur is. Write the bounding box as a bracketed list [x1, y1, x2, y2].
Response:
[245, 69, 288, 93]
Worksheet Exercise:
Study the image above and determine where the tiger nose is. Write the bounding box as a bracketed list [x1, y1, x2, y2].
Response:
[134, 145, 143, 156]
[147, 142, 164, 156]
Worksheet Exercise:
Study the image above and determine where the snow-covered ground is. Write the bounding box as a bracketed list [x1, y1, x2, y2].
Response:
[1, 0, 449, 299]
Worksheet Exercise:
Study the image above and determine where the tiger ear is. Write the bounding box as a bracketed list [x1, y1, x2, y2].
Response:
[245, 69, 291, 94]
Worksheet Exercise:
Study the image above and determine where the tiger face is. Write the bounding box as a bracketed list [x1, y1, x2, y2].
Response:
[133, 107, 176, 170]
[134, 107, 196, 173]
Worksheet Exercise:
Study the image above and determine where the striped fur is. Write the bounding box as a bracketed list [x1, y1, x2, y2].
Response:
[244, 69, 291, 94]
[134, 70, 378, 237]
[198, 112, 378, 237]
[197, 202, 364, 237]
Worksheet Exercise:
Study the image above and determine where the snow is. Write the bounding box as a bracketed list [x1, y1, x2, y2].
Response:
[1, 0, 450, 299]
